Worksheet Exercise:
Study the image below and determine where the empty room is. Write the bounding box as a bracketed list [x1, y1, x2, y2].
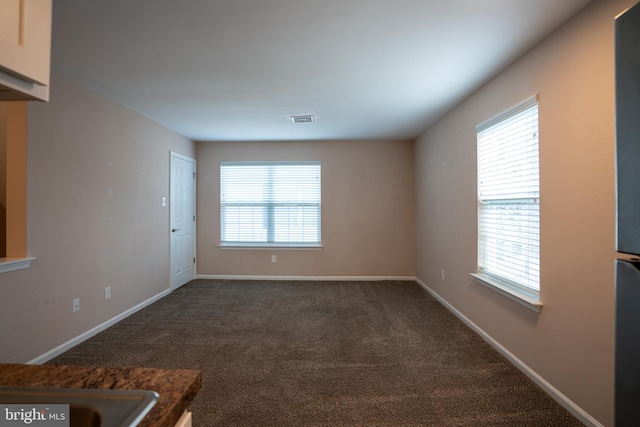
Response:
[1, 0, 637, 426]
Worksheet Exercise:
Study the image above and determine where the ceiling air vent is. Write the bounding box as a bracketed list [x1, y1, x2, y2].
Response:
[291, 115, 314, 123]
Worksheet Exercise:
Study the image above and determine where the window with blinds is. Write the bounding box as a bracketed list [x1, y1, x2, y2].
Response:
[476, 96, 539, 293]
[220, 161, 321, 247]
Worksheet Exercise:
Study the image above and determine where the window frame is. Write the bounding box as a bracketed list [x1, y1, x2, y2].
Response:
[219, 161, 322, 249]
[471, 95, 542, 312]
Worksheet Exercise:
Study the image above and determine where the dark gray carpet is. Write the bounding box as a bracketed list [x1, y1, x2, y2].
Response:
[48, 279, 583, 426]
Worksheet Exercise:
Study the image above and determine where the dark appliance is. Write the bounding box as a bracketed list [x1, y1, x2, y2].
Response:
[615, 2, 640, 425]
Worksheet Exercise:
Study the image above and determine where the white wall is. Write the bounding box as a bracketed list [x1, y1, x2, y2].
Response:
[415, 0, 634, 425]
[0, 73, 195, 363]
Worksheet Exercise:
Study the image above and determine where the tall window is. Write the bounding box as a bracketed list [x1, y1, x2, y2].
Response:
[220, 161, 321, 247]
[476, 96, 540, 294]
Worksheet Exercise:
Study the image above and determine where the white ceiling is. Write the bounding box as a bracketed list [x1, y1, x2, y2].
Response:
[51, 0, 593, 142]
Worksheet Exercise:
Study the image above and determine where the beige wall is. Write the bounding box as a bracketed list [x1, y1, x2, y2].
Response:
[197, 140, 416, 278]
[0, 73, 195, 363]
[415, 0, 634, 425]
[5, 102, 28, 258]
[0, 102, 29, 258]
[0, 103, 6, 257]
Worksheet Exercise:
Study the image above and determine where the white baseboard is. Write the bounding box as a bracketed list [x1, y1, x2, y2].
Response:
[413, 278, 602, 427]
[196, 274, 416, 281]
[28, 289, 172, 365]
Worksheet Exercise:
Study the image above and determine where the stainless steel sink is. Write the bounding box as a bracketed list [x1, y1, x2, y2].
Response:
[0, 387, 159, 427]
[70, 404, 103, 427]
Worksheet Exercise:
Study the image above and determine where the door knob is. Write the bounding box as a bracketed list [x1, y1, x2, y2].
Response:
[172, 228, 180, 232]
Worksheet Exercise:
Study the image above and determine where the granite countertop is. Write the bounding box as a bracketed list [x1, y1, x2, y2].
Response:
[0, 364, 201, 427]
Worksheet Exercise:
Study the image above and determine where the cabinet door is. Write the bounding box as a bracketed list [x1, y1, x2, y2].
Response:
[0, 0, 51, 85]
[174, 411, 192, 427]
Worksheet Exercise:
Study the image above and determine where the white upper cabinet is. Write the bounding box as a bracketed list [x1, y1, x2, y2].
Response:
[0, 0, 52, 101]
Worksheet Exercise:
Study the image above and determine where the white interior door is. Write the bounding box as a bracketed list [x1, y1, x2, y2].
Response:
[170, 152, 196, 290]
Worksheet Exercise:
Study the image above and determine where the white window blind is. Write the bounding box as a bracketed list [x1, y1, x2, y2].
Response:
[477, 96, 539, 293]
[220, 161, 321, 246]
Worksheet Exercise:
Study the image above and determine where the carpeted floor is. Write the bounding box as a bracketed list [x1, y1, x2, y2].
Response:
[48, 279, 583, 426]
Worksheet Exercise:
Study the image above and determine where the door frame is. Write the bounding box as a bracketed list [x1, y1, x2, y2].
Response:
[169, 151, 197, 290]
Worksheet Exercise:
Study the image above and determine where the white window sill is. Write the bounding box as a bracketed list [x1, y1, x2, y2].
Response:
[0, 257, 35, 274]
[470, 273, 542, 313]
[218, 243, 323, 250]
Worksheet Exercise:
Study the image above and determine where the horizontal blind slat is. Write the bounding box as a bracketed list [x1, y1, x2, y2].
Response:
[477, 101, 540, 292]
[221, 162, 321, 244]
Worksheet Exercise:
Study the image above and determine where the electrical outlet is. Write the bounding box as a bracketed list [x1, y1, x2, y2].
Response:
[105, 286, 111, 300]
[441, 269, 446, 281]
[73, 298, 80, 313]
[271, 255, 277, 263]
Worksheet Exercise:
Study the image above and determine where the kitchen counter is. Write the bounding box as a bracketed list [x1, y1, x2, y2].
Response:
[0, 364, 201, 427]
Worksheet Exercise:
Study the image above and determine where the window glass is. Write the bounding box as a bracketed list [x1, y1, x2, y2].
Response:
[220, 161, 321, 247]
[477, 97, 540, 293]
